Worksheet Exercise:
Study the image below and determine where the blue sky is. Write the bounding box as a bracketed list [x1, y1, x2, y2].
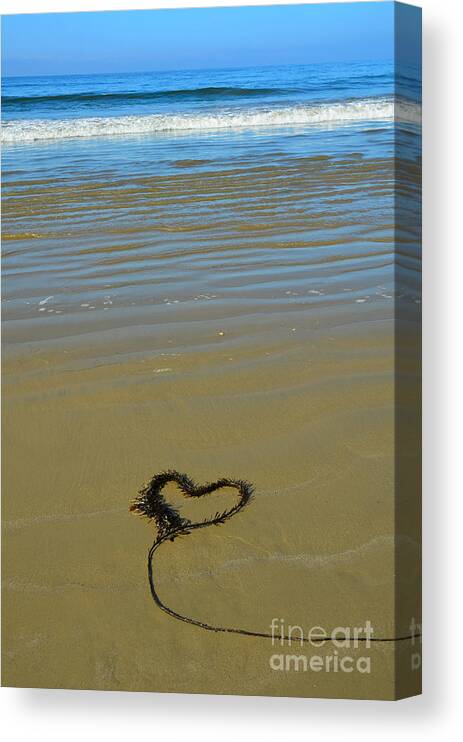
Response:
[1, 3, 414, 77]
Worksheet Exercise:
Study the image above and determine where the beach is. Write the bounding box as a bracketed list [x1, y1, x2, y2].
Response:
[2, 62, 421, 698]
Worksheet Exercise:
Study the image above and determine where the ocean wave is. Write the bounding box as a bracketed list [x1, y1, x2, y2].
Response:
[2, 85, 287, 107]
[1, 97, 421, 143]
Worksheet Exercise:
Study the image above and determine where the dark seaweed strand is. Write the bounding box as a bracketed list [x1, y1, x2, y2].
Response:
[131, 470, 421, 644]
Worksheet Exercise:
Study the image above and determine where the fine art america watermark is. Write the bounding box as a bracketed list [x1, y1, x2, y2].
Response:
[268, 618, 422, 675]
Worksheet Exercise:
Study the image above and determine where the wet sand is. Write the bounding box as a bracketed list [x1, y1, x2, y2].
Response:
[2, 131, 421, 698]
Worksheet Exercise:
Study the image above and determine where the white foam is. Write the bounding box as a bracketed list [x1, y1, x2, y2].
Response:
[1, 97, 421, 144]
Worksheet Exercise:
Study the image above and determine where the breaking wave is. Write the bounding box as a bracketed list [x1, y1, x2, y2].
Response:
[2, 97, 421, 143]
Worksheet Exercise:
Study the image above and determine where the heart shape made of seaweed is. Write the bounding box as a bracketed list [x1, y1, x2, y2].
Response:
[130, 469, 253, 538]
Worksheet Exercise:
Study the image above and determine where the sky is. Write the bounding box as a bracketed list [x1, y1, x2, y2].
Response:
[1, 3, 419, 77]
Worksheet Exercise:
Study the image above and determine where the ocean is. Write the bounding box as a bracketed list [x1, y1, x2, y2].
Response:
[2, 61, 420, 140]
[2, 62, 421, 336]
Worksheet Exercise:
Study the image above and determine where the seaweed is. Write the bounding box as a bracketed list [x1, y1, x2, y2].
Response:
[130, 469, 419, 644]
[130, 469, 253, 540]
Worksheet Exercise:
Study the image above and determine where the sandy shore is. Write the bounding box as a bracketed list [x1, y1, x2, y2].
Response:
[2, 134, 421, 698]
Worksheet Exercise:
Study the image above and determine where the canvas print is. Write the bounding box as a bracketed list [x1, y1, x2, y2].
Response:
[1, 2, 422, 700]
